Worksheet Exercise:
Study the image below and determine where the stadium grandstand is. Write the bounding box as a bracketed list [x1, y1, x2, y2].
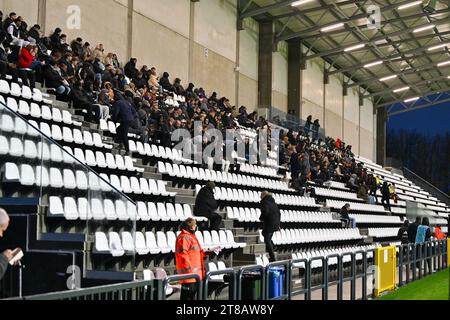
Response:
[0, 0, 448, 303]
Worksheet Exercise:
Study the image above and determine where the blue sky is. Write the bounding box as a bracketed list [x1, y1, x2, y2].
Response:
[387, 98, 450, 135]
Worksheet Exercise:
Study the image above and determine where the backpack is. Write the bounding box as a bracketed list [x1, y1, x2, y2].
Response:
[415, 225, 430, 244]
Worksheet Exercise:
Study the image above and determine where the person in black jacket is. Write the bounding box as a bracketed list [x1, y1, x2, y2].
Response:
[260, 191, 281, 262]
[159, 72, 174, 92]
[0, 208, 13, 281]
[124, 58, 138, 80]
[397, 220, 410, 244]
[193, 182, 222, 231]
[339, 204, 355, 228]
[407, 217, 422, 243]
[112, 90, 136, 153]
[381, 182, 391, 211]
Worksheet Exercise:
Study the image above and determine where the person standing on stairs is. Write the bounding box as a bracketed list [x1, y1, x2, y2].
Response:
[260, 191, 281, 263]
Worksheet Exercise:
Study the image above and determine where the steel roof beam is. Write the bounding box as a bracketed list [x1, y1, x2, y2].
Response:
[280, 15, 450, 50]
[377, 85, 450, 108]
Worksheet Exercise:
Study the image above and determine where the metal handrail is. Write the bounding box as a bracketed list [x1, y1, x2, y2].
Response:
[203, 268, 236, 300]
[21, 280, 158, 300]
[163, 274, 203, 300]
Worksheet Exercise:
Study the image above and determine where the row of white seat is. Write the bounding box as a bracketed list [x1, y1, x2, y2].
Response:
[326, 200, 388, 213]
[49, 197, 198, 222]
[314, 187, 361, 201]
[2, 162, 172, 197]
[259, 228, 363, 245]
[349, 214, 403, 225]
[239, 163, 282, 179]
[129, 140, 194, 164]
[0, 80, 51, 104]
[367, 228, 400, 238]
[197, 184, 318, 206]
[280, 211, 339, 224]
[0, 136, 137, 174]
[290, 244, 380, 268]
[0, 115, 111, 151]
[95, 229, 245, 257]
[161, 162, 291, 192]
[1, 96, 78, 126]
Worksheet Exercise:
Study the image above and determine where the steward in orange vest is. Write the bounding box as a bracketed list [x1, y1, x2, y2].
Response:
[434, 226, 446, 241]
[175, 218, 217, 300]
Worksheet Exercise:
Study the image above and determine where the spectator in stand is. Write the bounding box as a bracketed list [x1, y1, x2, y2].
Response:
[434, 225, 446, 240]
[71, 80, 100, 123]
[133, 71, 146, 90]
[173, 77, 185, 96]
[112, 90, 136, 154]
[70, 37, 84, 57]
[49, 27, 62, 49]
[43, 59, 71, 97]
[347, 173, 359, 192]
[381, 182, 391, 211]
[260, 191, 281, 262]
[357, 183, 369, 202]
[369, 175, 378, 204]
[0, 38, 20, 82]
[304, 115, 313, 136]
[3, 12, 17, 31]
[159, 72, 174, 92]
[193, 182, 222, 231]
[313, 121, 321, 139]
[28, 24, 41, 43]
[7, 16, 29, 47]
[82, 42, 93, 59]
[18, 44, 42, 80]
[339, 204, 356, 228]
[397, 220, 410, 245]
[124, 58, 138, 80]
[389, 183, 398, 204]
[148, 67, 159, 90]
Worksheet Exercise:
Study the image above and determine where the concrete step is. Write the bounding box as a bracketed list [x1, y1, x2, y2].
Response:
[168, 186, 194, 196]
[142, 172, 163, 180]
[175, 194, 196, 205]
[235, 235, 259, 245]
[231, 227, 245, 236]
[222, 219, 234, 229]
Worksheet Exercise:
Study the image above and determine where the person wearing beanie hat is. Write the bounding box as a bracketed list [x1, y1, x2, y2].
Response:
[193, 182, 222, 231]
[260, 191, 281, 262]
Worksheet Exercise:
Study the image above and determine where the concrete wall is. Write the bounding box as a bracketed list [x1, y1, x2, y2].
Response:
[272, 42, 288, 113]
[343, 86, 360, 155]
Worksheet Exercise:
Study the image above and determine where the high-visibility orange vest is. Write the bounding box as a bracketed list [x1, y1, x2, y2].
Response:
[434, 227, 446, 240]
[175, 229, 206, 284]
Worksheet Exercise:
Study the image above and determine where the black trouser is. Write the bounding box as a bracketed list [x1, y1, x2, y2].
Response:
[208, 213, 223, 231]
[381, 196, 391, 211]
[180, 282, 199, 301]
[117, 120, 134, 152]
[18, 69, 35, 89]
[263, 232, 275, 262]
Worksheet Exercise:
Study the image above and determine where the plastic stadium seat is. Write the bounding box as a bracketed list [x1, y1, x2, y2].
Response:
[135, 232, 150, 255]
[95, 152, 107, 168]
[78, 198, 91, 220]
[76, 171, 88, 190]
[35, 166, 50, 187]
[137, 202, 150, 221]
[145, 232, 161, 255]
[103, 199, 117, 220]
[63, 169, 77, 189]
[20, 164, 35, 186]
[9, 137, 24, 157]
[106, 153, 117, 169]
[83, 131, 94, 146]
[157, 202, 171, 221]
[147, 202, 160, 221]
[108, 232, 125, 257]
[156, 232, 171, 254]
[115, 200, 129, 221]
[64, 197, 79, 220]
[62, 110, 73, 125]
[7, 97, 18, 112]
[52, 108, 63, 123]
[50, 144, 63, 162]
[1, 114, 14, 132]
[121, 232, 136, 255]
[91, 198, 105, 221]
[18, 100, 30, 116]
[49, 168, 63, 188]
[49, 197, 64, 217]
[0, 79, 10, 94]
[166, 231, 177, 252]
[2, 163, 20, 183]
[30, 103, 41, 118]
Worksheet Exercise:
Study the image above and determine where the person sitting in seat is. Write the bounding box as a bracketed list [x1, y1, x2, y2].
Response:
[339, 204, 356, 228]
[193, 182, 222, 231]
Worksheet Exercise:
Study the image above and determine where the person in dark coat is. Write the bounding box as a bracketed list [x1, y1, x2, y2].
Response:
[381, 182, 391, 211]
[159, 72, 174, 92]
[111, 90, 136, 153]
[397, 220, 410, 245]
[407, 217, 422, 244]
[0, 208, 13, 281]
[260, 191, 281, 262]
[193, 182, 222, 231]
[124, 58, 138, 80]
[339, 204, 355, 228]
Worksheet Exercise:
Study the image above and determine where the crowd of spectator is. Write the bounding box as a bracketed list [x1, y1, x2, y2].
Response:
[0, 11, 402, 213]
